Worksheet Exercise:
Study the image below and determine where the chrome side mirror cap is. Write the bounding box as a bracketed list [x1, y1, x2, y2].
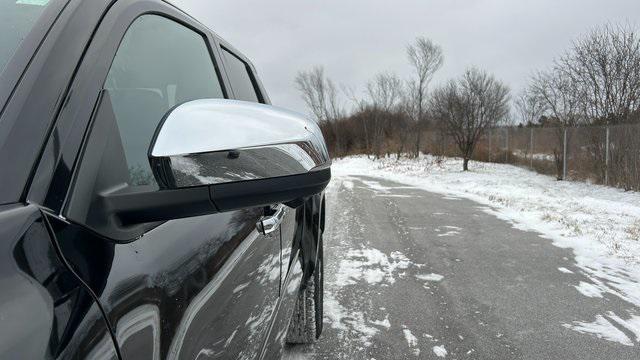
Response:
[149, 99, 330, 189]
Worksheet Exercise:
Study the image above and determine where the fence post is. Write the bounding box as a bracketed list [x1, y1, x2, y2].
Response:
[563, 128, 568, 180]
[505, 127, 509, 163]
[488, 128, 492, 162]
[605, 126, 610, 186]
[530, 127, 534, 170]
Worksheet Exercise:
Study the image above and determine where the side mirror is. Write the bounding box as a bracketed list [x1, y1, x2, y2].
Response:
[106, 99, 330, 225]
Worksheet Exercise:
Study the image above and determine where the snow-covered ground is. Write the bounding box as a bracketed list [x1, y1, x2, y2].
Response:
[333, 154, 640, 262]
[330, 154, 640, 344]
[283, 154, 640, 358]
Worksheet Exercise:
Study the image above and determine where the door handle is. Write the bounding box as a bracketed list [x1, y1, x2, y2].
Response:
[256, 205, 286, 235]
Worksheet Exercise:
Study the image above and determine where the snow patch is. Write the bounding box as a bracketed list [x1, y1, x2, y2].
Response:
[402, 328, 420, 356]
[563, 314, 634, 346]
[443, 225, 462, 230]
[558, 267, 574, 274]
[432, 345, 448, 357]
[574, 281, 604, 298]
[370, 315, 391, 329]
[361, 180, 391, 193]
[335, 247, 416, 286]
[416, 273, 444, 282]
[437, 230, 460, 237]
[607, 312, 640, 342]
[324, 294, 380, 347]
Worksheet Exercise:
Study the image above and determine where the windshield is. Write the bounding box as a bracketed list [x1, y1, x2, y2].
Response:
[0, 0, 51, 74]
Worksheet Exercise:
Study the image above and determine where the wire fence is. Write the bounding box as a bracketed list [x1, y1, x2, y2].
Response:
[423, 123, 640, 191]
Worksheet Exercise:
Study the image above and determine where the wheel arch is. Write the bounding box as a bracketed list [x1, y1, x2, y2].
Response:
[298, 192, 325, 286]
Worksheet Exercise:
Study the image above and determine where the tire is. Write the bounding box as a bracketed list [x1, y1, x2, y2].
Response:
[314, 239, 324, 339]
[286, 240, 324, 344]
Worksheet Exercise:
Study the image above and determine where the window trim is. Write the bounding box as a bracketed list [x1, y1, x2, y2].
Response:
[100, 12, 228, 187]
[102, 12, 229, 99]
[26, 0, 228, 214]
[220, 45, 265, 104]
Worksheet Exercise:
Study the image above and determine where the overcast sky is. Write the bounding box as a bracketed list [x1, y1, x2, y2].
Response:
[171, 0, 640, 116]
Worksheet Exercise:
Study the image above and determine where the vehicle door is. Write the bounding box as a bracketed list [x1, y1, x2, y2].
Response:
[218, 45, 308, 354]
[38, 1, 282, 359]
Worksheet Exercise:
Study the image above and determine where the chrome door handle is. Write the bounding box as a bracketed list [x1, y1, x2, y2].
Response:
[256, 205, 286, 235]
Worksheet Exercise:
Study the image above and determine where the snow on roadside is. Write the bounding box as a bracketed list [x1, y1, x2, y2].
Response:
[331, 154, 640, 344]
[575, 281, 605, 298]
[332, 156, 640, 287]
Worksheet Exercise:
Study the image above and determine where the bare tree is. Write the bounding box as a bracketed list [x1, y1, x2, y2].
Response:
[396, 94, 415, 159]
[364, 72, 404, 158]
[514, 88, 546, 126]
[528, 69, 583, 179]
[557, 23, 640, 125]
[431, 68, 510, 171]
[406, 37, 444, 157]
[343, 84, 371, 154]
[365, 72, 404, 112]
[295, 66, 344, 152]
[345, 73, 404, 158]
[529, 69, 582, 127]
[524, 23, 640, 181]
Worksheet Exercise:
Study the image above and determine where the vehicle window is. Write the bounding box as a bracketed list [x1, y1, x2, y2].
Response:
[222, 48, 261, 103]
[0, 0, 51, 75]
[104, 15, 224, 186]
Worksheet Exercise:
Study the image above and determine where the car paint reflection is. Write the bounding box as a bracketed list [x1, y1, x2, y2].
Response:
[165, 230, 258, 359]
[116, 304, 160, 360]
[52, 208, 283, 359]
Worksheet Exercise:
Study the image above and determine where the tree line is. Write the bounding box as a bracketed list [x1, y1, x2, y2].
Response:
[295, 23, 640, 172]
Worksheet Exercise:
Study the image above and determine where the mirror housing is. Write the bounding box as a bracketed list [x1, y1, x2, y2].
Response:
[106, 99, 331, 226]
[149, 99, 330, 190]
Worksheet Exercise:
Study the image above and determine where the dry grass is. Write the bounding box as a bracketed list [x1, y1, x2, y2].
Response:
[625, 220, 640, 241]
